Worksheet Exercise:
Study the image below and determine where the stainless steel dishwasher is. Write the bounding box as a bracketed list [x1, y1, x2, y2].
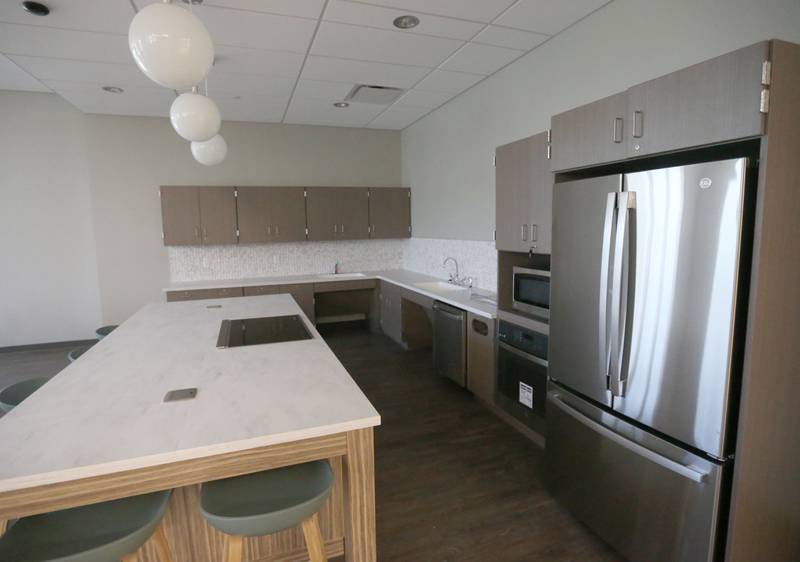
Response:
[432, 301, 467, 387]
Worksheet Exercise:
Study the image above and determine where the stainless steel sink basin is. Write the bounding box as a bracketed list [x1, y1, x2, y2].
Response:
[413, 281, 469, 293]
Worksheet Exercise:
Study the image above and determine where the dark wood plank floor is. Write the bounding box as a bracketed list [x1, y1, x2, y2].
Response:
[319, 323, 623, 562]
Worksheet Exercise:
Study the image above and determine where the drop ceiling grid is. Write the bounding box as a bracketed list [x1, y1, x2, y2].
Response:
[0, 0, 613, 128]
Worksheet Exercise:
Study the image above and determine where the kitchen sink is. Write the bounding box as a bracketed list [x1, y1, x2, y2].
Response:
[316, 273, 367, 279]
[414, 281, 470, 293]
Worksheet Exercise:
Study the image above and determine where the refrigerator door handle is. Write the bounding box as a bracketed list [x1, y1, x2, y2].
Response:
[598, 193, 617, 386]
[550, 393, 709, 483]
[610, 191, 635, 397]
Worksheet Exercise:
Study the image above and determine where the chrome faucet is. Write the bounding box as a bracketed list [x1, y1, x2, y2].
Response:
[334, 262, 341, 274]
[443, 257, 459, 282]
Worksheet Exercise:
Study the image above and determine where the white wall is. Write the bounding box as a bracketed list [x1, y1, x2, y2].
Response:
[0, 92, 102, 346]
[402, 0, 800, 241]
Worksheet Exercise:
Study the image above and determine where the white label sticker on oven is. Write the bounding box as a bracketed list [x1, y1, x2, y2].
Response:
[519, 382, 533, 409]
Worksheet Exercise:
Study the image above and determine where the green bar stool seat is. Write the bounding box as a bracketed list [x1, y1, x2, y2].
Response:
[0, 377, 49, 414]
[95, 325, 118, 340]
[0, 490, 174, 562]
[200, 460, 334, 562]
[68, 345, 93, 363]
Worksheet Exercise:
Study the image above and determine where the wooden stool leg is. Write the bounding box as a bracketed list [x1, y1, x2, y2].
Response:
[122, 554, 138, 562]
[224, 535, 244, 562]
[301, 513, 328, 562]
[152, 523, 175, 562]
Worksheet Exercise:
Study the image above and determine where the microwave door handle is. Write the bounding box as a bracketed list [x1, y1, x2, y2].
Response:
[598, 192, 617, 388]
[610, 191, 634, 397]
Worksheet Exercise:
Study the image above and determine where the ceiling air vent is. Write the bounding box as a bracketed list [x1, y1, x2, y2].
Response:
[345, 84, 405, 105]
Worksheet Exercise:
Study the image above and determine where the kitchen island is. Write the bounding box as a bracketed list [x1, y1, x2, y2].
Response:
[0, 295, 380, 561]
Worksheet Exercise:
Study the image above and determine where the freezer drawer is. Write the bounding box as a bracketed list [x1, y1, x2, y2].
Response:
[546, 387, 727, 562]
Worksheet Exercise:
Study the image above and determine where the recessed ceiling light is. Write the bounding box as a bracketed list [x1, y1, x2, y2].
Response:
[22, 1, 50, 16]
[333, 102, 350, 108]
[393, 15, 420, 29]
[102, 86, 124, 94]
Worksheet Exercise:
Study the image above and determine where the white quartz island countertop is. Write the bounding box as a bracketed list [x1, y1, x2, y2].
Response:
[0, 295, 381, 494]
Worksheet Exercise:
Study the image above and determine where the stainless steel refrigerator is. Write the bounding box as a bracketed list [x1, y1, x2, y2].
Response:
[546, 157, 752, 562]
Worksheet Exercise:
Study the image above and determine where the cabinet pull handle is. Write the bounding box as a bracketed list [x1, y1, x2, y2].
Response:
[194, 227, 200, 239]
[341, 223, 345, 234]
[530, 224, 538, 242]
[334, 224, 338, 234]
[632, 111, 644, 139]
[266, 225, 271, 236]
[613, 117, 624, 143]
[521, 224, 528, 241]
[275, 225, 279, 236]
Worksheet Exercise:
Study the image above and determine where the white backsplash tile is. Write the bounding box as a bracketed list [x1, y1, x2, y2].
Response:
[168, 237, 498, 292]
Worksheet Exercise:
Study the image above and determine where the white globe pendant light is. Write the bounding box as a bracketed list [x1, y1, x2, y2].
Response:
[191, 134, 227, 166]
[128, 1, 214, 90]
[170, 91, 220, 142]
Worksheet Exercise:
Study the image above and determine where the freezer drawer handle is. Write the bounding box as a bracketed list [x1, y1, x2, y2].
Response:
[550, 394, 708, 483]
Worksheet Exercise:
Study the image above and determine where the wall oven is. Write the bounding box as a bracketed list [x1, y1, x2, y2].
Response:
[512, 267, 550, 318]
[496, 315, 548, 435]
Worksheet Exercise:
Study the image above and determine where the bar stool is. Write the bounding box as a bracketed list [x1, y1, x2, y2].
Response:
[0, 490, 174, 562]
[200, 460, 334, 562]
[95, 325, 118, 340]
[0, 377, 49, 414]
[68, 345, 93, 363]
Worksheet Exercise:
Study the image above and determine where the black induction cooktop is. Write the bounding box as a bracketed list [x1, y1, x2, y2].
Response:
[216, 315, 313, 348]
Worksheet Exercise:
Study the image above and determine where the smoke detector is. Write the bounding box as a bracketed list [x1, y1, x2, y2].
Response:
[345, 84, 405, 105]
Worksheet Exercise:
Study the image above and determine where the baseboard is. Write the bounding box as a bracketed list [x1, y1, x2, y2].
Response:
[0, 339, 97, 354]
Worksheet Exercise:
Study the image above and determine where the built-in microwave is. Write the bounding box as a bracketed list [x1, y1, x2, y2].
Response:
[512, 267, 550, 318]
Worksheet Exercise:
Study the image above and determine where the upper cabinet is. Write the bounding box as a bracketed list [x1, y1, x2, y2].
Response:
[369, 188, 411, 239]
[496, 132, 553, 254]
[550, 41, 770, 171]
[161, 186, 237, 246]
[306, 187, 370, 241]
[550, 92, 628, 171]
[237, 186, 306, 244]
[627, 41, 767, 157]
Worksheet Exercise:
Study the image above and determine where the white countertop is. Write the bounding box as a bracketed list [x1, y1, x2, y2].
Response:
[0, 295, 380, 493]
[165, 269, 498, 318]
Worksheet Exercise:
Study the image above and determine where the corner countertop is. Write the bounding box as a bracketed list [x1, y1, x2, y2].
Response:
[164, 269, 498, 318]
[0, 295, 380, 493]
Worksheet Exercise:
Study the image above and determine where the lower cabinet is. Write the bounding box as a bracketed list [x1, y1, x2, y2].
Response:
[166, 287, 244, 302]
[378, 282, 403, 346]
[243, 284, 315, 323]
[467, 314, 496, 403]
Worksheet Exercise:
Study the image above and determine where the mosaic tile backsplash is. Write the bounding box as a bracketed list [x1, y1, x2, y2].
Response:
[168, 237, 498, 292]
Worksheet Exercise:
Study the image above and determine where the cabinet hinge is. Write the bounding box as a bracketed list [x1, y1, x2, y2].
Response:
[304, 190, 307, 197]
[761, 60, 772, 86]
[493, 230, 496, 241]
[546, 128, 551, 143]
[760, 89, 770, 114]
[492, 155, 496, 167]
[161, 231, 164, 240]
[546, 145, 552, 160]
[234, 189, 238, 197]
[408, 225, 412, 234]
[305, 227, 309, 235]
[236, 229, 240, 237]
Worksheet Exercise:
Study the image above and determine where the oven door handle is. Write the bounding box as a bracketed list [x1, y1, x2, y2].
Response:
[498, 341, 548, 368]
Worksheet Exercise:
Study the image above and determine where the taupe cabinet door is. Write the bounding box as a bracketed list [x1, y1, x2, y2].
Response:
[627, 41, 768, 157]
[198, 187, 238, 245]
[237, 187, 307, 243]
[467, 314, 495, 404]
[379, 281, 403, 346]
[550, 91, 628, 172]
[495, 132, 553, 254]
[161, 186, 201, 246]
[306, 187, 370, 241]
[161, 186, 237, 246]
[369, 188, 411, 239]
[166, 287, 243, 301]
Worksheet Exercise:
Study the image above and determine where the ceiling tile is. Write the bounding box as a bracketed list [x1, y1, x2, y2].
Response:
[54, 86, 174, 118]
[205, 72, 296, 98]
[216, 94, 289, 123]
[197, 0, 325, 19]
[0, 0, 135, 35]
[413, 69, 483, 93]
[393, 89, 453, 109]
[294, 79, 355, 101]
[284, 97, 386, 127]
[311, 21, 462, 68]
[367, 105, 429, 129]
[494, 0, 609, 35]
[0, 23, 131, 63]
[323, 0, 483, 41]
[441, 42, 522, 74]
[9, 56, 159, 89]
[354, 0, 517, 23]
[213, 45, 304, 79]
[131, 3, 317, 53]
[473, 25, 549, 51]
[301, 56, 429, 89]
[0, 54, 49, 92]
